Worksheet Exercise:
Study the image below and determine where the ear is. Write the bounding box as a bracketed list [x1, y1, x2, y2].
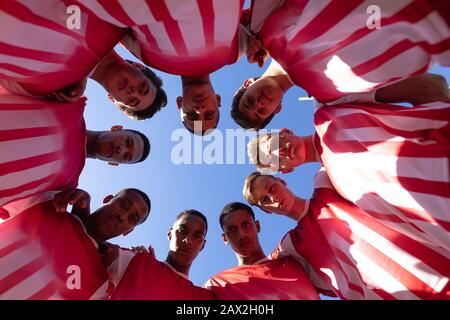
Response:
[108, 162, 119, 166]
[122, 228, 133, 236]
[255, 220, 261, 233]
[111, 125, 123, 132]
[200, 239, 206, 251]
[167, 227, 173, 241]
[176, 96, 182, 110]
[216, 95, 221, 107]
[274, 104, 282, 114]
[280, 167, 293, 174]
[221, 233, 228, 245]
[103, 194, 113, 204]
[242, 78, 254, 88]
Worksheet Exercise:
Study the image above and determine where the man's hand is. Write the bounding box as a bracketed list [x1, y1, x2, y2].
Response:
[53, 188, 91, 213]
[130, 244, 155, 257]
[246, 35, 269, 68]
[99, 242, 120, 268]
[46, 78, 87, 102]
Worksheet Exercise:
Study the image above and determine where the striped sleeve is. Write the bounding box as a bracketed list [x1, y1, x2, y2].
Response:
[314, 101, 450, 252]
[254, 0, 450, 101]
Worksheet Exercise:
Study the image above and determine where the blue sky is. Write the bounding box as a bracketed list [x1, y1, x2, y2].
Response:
[79, 40, 450, 295]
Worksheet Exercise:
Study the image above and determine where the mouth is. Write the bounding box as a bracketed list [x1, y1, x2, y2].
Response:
[177, 247, 190, 255]
[239, 239, 251, 248]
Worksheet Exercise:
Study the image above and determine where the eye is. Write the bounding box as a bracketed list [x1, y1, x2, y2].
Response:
[127, 97, 139, 108]
[269, 185, 276, 193]
[125, 137, 131, 148]
[257, 108, 266, 115]
[120, 198, 131, 210]
[139, 81, 148, 95]
[187, 112, 198, 121]
[204, 111, 214, 120]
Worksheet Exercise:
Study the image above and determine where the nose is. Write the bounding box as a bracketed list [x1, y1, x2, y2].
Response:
[182, 235, 193, 246]
[194, 104, 205, 111]
[114, 144, 124, 156]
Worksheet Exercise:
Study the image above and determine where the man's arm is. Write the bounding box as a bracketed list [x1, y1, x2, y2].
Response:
[375, 73, 450, 105]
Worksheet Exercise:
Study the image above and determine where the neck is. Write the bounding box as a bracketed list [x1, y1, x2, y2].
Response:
[165, 254, 190, 276]
[181, 75, 211, 87]
[285, 197, 307, 221]
[303, 135, 320, 163]
[81, 214, 106, 244]
[90, 50, 120, 87]
[237, 247, 266, 266]
[85, 130, 100, 159]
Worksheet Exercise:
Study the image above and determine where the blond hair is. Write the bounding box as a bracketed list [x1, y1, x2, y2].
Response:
[247, 131, 280, 173]
[243, 171, 277, 206]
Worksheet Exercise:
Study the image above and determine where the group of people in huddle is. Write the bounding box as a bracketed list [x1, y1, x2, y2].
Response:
[0, 0, 449, 300]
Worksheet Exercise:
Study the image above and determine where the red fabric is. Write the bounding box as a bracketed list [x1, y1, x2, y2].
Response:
[255, 0, 450, 101]
[72, 0, 245, 76]
[314, 102, 450, 251]
[0, 94, 86, 208]
[206, 256, 320, 300]
[110, 253, 215, 300]
[273, 169, 450, 300]
[0, 0, 124, 95]
[0, 199, 109, 299]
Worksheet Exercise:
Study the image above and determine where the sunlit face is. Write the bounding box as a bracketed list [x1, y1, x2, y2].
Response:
[168, 214, 207, 267]
[251, 176, 296, 215]
[221, 209, 261, 257]
[258, 129, 306, 173]
[95, 130, 145, 164]
[238, 78, 283, 127]
[106, 62, 156, 112]
[178, 83, 220, 132]
[91, 190, 149, 240]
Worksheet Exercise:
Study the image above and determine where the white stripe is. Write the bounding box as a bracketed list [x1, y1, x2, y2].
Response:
[88, 281, 109, 300]
[0, 10, 79, 55]
[332, 206, 448, 291]
[213, 0, 241, 45]
[0, 109, 58, 130]
[143, 23, 177, 54]
[0, 94, 43, 104]
[0, 228, 27, 251]
[329, 232, 420, 299]
[1, 192, 55, 219]
[0, 181, 53, 208]
[16, 0, 70, 29]
[0, 241, 41, 280]
[0, 52, 65, 74]
[0, 160, 63, 190]
[0, 134, 62, 163]
[76, 0, 126, 27]
[165, 0, 205, 53]
[118, 0, 156, 25]
[1, 265, 55, 300]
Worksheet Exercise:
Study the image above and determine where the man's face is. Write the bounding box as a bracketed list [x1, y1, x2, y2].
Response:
[238, 78, 283, 128]
[178, 83, 220, 132]
[258, 129, 306, 173]
[251, 176, 296, 215]
[168, 214, 207, 268]
[92, 190, 149, 240]
[221, 209, 261, 258]
[106, 62, 156, 112]
[95, 130, 145, 164]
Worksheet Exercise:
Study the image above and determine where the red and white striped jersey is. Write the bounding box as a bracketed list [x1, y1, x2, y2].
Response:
[0, 94, 86, 210]
[272, 168, 449, 300]
[72, 0, 245, 76]
[0, 197, 110, 300]
[0, 0, 124, 96]
[204, 256, 320, 300]
[251, 0, 450, 101]
[108, 248, 215, 300]
[314, 101, 450, 252]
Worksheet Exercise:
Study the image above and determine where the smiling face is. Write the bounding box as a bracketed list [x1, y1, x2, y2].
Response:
[238, 78, 283, 128]
[178, 82, 221, 133]
[250, 175, 296, 215]
[106, 62, 157, 112]
[167, 214, 207, 268]
[221, 209, 261, 258]
[95, 130, 145, 164]
[91, 189, 150, 240]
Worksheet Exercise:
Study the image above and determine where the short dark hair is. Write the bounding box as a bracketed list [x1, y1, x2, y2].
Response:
[117, 60, 168, 121]
[183, 109, 221, 136]
[123, 188, 151, 224]
[219, 202, 255, 230]
[175, 209, 208, 235]
[124, 129, 150, 163]
[230, 77, 276, 130]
